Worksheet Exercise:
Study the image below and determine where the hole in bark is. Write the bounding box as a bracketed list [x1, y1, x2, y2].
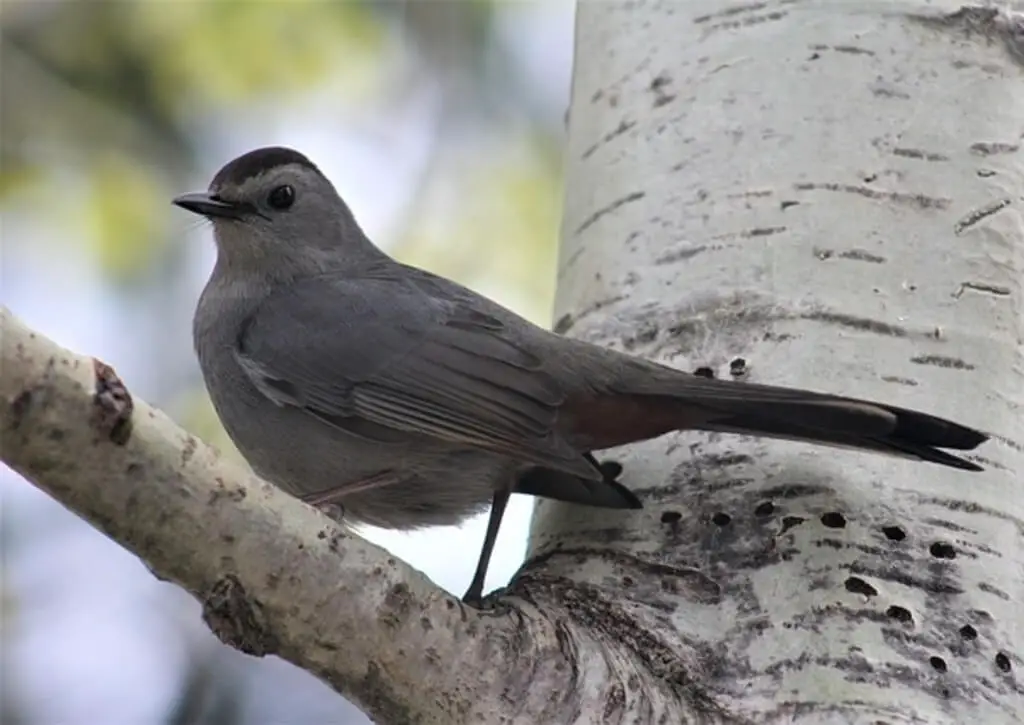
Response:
[711, 512, 731, 527]
[729, 358, 747, 377]
[959, 624, 978, 640]
[930, 541, 956, 559]
[995, 652, 1011, 672]
[780, 516, 805, 534]
[821, 512, 846, 528]
[622, 576, 634, 588]
[754, 501, 775, 516]
[886, 605, 913, 624]
[660, 511, 682, 525]
[882, 525, 905, 541]
[930, 656, 947, 672]
[845, 577, 878, 597]
[694, 366, 714, 379]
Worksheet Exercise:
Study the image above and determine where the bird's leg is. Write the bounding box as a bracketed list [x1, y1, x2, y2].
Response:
[462, 487, 512, 605]
[300, 470, 401, 521]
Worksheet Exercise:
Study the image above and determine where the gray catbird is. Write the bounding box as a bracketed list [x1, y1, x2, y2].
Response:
[174, 146, 988, 603]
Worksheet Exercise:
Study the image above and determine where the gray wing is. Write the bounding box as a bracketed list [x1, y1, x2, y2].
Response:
[234, 273, 600, 480]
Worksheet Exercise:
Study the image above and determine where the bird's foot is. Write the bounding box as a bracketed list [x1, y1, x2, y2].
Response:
[314, 502, 346, 523]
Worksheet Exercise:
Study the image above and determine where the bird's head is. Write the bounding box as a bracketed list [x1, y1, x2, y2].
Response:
[173, 146, 379, 277]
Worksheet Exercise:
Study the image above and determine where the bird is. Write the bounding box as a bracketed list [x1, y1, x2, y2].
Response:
[173, 146, 989, 604]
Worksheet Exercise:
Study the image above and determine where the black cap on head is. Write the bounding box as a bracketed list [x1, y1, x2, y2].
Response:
[210, 147, 324, 189]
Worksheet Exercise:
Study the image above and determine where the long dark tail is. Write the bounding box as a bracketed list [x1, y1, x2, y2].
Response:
[569, 372, 989, 472]
[701, 404, 987, 471]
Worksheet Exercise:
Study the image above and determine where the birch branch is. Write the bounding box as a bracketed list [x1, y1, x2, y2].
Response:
[0, 306, 550, 724]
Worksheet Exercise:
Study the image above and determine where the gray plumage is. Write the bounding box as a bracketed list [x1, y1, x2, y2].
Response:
[175, 146, 989, 602]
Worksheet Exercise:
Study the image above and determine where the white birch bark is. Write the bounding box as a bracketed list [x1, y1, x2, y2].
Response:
[2, 1, 1022, 724]
[524, 0, 1024, 722]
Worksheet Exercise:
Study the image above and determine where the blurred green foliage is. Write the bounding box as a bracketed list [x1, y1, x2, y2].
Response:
[2, 0, 384, 283]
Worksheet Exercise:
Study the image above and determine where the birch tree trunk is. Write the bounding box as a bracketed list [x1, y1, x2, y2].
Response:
[2, 1, 1022, 724]
[524, 0, 1024, 722]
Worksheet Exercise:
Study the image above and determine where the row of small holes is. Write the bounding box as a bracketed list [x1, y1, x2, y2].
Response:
[697, 505, 1012, 675]
[709, 507, 956, 561]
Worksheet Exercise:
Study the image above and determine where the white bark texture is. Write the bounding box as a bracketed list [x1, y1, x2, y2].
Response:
[523, 0, 1023, 723]
[2, 2, 1022, 724]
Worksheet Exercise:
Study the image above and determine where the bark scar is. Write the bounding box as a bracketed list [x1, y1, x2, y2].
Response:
[203, 574, 278, 657]
[92, 359, 134, 445]
[10, 389, 34, 430]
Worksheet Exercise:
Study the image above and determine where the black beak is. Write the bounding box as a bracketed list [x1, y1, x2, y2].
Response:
[172, 191, 247, 220]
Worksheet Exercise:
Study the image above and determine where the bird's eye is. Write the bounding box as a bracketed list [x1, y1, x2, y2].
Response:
[267, 184, 295, 210]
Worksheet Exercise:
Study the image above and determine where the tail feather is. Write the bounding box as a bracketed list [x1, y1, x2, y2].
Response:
[572, 369, 990, 471]
[704, 408, 986, 471]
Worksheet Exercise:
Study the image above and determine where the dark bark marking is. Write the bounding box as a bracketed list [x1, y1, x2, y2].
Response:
[575, 192, 646, 235]
[581, 119, 638, 160]
[847, 561, 963, 596]
[561, 295, 627, 332]
[970, 142, 1019, 156]
[693, 2, 768, 24]
[881, 375, 918, 386]
[833, 45, 876, 55]
[648, 72, 676, 108]
[838, 249, 886, 263]
[9, 389, 33, 430]
[954, 280, 1012, 296]
[378, 582, 413, 631]
[710, 225, 786, 241]
[923, 518, 976, 535]
[870, 84, 911, 99]
[697, 9, 788, 34]
[92, 359, 134, 445]
[893, 147, 949, 161]
[916, 496, 1024, 536]
[909, 354, 975, 370]
[954, 198, 1012, 235]
[202, 574, 278, 656]
[800, 311, 908, 337]
[181, 435, 198, 466]
[794, 182, 950, 210]
[655, 244, 708, 265]
[977, 582, 1010, 600]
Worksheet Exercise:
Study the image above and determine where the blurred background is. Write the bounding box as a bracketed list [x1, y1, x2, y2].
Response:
[0, 2, 575, 722]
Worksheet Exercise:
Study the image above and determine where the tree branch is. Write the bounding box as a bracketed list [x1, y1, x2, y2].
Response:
[0, 306, 560, 723]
